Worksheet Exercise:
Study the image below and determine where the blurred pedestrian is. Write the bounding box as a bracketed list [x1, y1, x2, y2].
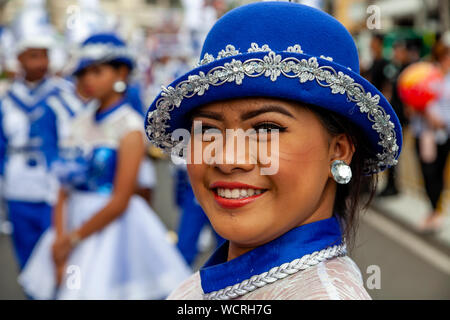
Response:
[415, 40, 450, 232]
[378, 40, 410, 197]
[18, 33, 191, 299]
[0, 6, 83, 271]
[366, 34, 390, 96]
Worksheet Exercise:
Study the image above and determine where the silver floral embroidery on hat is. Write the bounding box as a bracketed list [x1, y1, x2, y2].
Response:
[199, 53, 215, 66]
[78, 43, 134, 62]
[146, 43, 399, 174]
[248, 43, 272, 53]
[217, 44, 240, 59]
[320, 55, 333, 61]
[287, 44, 303, 53]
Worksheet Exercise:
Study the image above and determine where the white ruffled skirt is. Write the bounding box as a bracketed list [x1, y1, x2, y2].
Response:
[18, 191, 192, 300]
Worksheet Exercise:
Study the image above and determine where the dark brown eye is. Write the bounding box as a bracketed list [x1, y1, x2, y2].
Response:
[253, 122, 287, 133]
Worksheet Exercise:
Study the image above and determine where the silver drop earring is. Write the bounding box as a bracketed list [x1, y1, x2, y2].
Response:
[113, 80, 127, 93]
[331, 160, 352, 184]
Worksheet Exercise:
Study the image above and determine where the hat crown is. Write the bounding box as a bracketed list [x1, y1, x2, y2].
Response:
[73, 32, 134, 75]
[200, 1, 360, 73]
[82, 33, 126, 48]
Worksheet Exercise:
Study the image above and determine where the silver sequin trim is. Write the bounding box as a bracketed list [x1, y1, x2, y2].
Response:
[204, 243, 347, 300]
[77, 43, 133, 62]
[145, 44, 399, 173]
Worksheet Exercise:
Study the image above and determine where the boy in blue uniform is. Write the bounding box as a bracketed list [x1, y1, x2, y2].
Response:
[0, 35, 83, 270]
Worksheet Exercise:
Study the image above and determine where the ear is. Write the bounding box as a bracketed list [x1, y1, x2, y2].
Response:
[17, 52, 26, 65]
[328, 133, 355, 167]
[117, 65, 130, 81]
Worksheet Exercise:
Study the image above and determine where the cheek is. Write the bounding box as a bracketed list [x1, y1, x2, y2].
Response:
[98, 75, 114, 91]
[275, 156, 328, 199]
[40, 57, 49, 68]
[279, 130, 329, 163]
[273, 131, 330, 209]
[186, 163, 208, 198]
[88, 74, 114, 96]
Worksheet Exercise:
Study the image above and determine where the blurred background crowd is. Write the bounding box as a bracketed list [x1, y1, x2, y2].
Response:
[0, 0, 449, 299]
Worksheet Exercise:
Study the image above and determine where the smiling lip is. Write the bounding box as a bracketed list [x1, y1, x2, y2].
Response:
[210, 181, 266, 209]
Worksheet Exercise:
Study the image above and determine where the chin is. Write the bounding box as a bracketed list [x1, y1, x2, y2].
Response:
[210, 214, 270, 247]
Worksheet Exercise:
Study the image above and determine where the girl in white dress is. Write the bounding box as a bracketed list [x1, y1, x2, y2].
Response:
[18, 32, 191, 299]
[144, 2, 403, 300]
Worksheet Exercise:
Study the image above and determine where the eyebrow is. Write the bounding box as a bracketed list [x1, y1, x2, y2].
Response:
[240, 105, 296, 121]
[190, 104, 295, 122]
[190, 110, 224, 121]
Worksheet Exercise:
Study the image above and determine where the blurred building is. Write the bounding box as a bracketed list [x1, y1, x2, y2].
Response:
[333, 0, 449, 34]
[0, 0, 184, 36]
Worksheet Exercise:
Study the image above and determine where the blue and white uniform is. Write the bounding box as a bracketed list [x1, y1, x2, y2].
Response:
[18, 99, 191, 299]
[0, 76, 83, 269]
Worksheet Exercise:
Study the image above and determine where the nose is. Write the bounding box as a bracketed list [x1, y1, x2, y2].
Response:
[214, 159, 255, 174]
[211, 130, 257, 174]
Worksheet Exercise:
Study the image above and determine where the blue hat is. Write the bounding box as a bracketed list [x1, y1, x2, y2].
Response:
[145, 1, 402, 174]
[73, 32, 134, 75]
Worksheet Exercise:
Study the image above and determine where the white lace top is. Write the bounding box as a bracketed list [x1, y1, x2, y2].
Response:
[168, 256, 371, 300]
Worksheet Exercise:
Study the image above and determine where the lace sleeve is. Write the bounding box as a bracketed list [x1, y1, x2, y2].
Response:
[242, 256, 371, 300]
[166, 272, 204, 300]
[166, 257, 371, 300]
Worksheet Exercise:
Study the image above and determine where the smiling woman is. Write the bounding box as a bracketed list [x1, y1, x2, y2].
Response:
[145, 1, 403, 300]
[187, 98, 375, 256]
[187, 98, 350, 254]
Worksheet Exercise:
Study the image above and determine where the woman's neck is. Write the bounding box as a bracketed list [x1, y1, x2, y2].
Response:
[227, 243, 255, 261]
[98, 91, 124, 112]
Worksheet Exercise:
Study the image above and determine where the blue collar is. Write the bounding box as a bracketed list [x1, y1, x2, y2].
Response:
[27, 77, 50, 96]
[19, 77, 54, 99]
[9, 77, 57, 109]
[200, 216, 343, 294]
[7, 88, 58, 115]
[94, 97, 127, 122]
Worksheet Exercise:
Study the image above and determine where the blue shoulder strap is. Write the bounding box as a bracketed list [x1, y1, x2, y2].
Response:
[53, 91, 76, 117]
[7, 88, 59, 115]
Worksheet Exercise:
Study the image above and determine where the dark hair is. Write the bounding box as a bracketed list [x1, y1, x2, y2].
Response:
[106, 60, 132, 72]
[303, 103, 378, 250]
[372, 33, 384, 43]
[74, 60, 131, 77]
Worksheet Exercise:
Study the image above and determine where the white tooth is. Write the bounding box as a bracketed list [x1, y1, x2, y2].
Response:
[218, 188, 224, 197]
[231, 189, 240, 199]
[225, 189, 232, 198]
[255, 189, 261, 195]
[247, 189, 254, 196]
[240, 189, 248, 198]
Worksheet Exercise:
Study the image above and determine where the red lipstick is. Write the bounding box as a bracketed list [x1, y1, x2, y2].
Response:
[210, 181, 266, 209]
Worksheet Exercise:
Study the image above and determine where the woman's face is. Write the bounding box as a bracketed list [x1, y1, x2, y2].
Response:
[76, 64, 124, 100]
[187, 98, 353, 251]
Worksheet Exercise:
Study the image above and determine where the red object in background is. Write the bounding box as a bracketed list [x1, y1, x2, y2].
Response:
[397, 62, 444, 112]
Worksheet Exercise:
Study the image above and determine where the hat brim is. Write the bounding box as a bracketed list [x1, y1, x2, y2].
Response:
[16, 36, 54, 54]
[73, 57, 134, 76]
[145, 50, 402, 174]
